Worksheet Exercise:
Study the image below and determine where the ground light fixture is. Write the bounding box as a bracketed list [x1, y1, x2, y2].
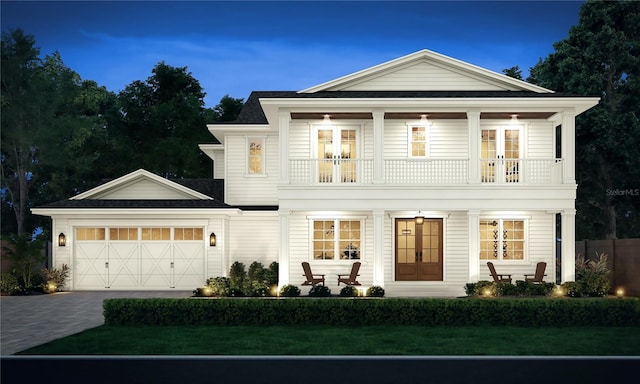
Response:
[58, 233, 66, 247]
[616, 287, 625, 297]
[209, 232, 216, 246]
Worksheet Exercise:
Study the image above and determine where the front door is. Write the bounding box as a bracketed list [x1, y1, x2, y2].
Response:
[317, 126, 358, 183]
[395, 218, 443, 281]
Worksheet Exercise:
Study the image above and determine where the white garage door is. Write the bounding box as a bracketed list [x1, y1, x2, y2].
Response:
[74, 227, 205, 290]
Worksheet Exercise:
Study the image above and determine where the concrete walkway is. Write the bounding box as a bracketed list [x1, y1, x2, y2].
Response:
[0, 291, 191, 355]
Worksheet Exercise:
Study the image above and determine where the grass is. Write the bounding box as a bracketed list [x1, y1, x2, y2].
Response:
[17, 325, 640, 355]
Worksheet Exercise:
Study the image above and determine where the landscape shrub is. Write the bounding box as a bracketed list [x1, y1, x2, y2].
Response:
[561, 281, 582, 298]
[366, 285, 385, 297]
[576, 252, 611, 297]
[339, 285, 359, 297]
[41, 264, 70, 293]
[309, 285, 332, 297]
[195, 261, 280, 297]
[103, 297, 640, 327]
[279, 284, 301, 297]
[228, 261, 247, 293]
[0, 273, 20, 295]
[515, 280, 555, 297]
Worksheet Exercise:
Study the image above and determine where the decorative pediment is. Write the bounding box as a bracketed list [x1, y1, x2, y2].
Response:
[300, 49, 552, 94]
[70, 169, 212, 200]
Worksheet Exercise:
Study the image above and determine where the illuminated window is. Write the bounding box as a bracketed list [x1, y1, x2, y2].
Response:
[312, 219, 361, 260]
[76, 227, 106, 241]
[410, 126, 428, 157]
[109, 228, 139, 241]
[141, 228, 171, 241]
[248, 137, 265, 175]
[174, 227, 204, 241]
[480, 219, 525, 261]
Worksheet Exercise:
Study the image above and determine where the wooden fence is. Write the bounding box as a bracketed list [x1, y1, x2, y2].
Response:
[576, 238, 640, 297]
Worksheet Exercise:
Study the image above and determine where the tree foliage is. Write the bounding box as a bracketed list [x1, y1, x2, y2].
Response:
[1, 29, 243, 236]
[529, 0, 640, 239]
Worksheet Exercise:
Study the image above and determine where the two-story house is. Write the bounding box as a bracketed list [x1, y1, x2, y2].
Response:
[32, 49, 599, 296]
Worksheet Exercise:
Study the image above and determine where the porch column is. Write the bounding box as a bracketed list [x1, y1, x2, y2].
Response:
[278, 210, 291, 287]
[467, 210, 480, 281]
[372, 110, 385, 184]
[279, 109, 291, 184]
[467, 111, 481, 184]
[372, 210, 385, 286]
[561, 110, 576, 184]
[560, 209, 576, 283]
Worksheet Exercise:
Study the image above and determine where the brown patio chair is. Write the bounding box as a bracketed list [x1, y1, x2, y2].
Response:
[337, 262, 361, 286]
[524, 262, 547, 284]
[301, 262, 325, 286]
[487, 262, 512, 283]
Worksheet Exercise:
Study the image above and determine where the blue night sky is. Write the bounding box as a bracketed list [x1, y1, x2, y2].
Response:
[2, 1, 585, 107]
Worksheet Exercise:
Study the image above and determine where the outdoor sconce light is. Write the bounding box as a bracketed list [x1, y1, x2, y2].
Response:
[209, 232, 217, 247]
[414, 211, 425, 225]
[58, 233, 66, 247]
[419, 114, 431, 127]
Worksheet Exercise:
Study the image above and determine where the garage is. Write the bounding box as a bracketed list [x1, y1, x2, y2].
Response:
[74, 226, 205, 290]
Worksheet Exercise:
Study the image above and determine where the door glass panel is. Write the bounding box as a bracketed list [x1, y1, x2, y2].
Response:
[397, 220, 416, 264]
[318, 129, 333, 183]
[340, 129, 357, 183]
[481, 130, 497, 182]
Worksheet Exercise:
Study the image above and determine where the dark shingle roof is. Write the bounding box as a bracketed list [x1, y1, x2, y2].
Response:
[224, 90, 590, 125]
[35, 199, 232, 209]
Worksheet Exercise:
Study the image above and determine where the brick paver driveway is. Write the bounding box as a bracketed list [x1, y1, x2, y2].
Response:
[0, 291, 191, 355]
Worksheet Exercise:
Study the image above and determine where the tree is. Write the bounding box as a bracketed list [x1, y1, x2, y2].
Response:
[212, 94, 244, 122]
[115, 62, 214, 178]
[1, 232, 47, 290]
[502, 66, 523, 80]
[529, 0, 640, 239]
[1, 29, 48, 235]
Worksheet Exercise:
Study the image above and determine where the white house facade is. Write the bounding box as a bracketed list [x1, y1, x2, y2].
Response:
[32, 49, 599, 296]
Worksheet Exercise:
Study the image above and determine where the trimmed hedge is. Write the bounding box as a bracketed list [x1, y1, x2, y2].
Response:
[103, 297, 640, 327]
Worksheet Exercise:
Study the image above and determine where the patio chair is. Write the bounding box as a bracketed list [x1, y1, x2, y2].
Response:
[301, 262, 325, 286]
[337, 262, 361, 286]
[524, 262, 547, 284]
[487, 262, 512, 283]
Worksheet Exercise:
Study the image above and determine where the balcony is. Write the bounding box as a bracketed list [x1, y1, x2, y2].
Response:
[288, 158, 563, 185]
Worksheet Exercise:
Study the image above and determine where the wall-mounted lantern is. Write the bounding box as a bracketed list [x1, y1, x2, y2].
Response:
[58, 233, 66, 247]
[414, 211, 425, 225]
[209, 232, 217, 247]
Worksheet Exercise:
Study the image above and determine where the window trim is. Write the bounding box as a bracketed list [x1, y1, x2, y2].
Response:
[407, 121, 431, 158]
[245, 136, 267, 177]
[308, 216, 366, 262]
[479, 217, 529, 263]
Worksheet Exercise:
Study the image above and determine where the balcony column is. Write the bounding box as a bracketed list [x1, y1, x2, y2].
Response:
[560, 209, 576, 283]
[279, 109, 291, 184]
[467, 210, 480, 281]
[561, 110, 576, 184]
[278, 210, 291, 287]
[372, 110, 385, 184]
[372, 210, 385, 286]
[467, 111, 481, 184]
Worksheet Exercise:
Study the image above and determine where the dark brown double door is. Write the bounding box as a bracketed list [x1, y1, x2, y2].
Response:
[395, 218, 443, 281]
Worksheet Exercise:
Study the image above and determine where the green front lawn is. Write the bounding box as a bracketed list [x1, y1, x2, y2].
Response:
[17, 325, 640, 355]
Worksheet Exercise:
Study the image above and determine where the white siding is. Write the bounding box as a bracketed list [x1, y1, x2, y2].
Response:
[527, 121, 555, 158]
[340, 61, 514, 91]
[227, 214, 279, 269]
[429, 121, 469, 158]
[213, 150, 225, 179]
[225, 135, 279, 205]
[290, 122, 310, 158]
[97, 179, 196, 200]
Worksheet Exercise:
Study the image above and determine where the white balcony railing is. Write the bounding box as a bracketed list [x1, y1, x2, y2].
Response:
[480, 158, 563, 184]
[288, 158, 563, 185]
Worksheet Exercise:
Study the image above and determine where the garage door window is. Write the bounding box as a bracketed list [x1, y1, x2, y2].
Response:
[76, 227, 105, 240]
[109, 228, 139, 240]
[141, 228, 171, 241]
[174, 227, 203, 241]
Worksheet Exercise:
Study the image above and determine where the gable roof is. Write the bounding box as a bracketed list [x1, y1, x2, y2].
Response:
[300, 49, 553, 94]
[71, 169, 214, 201]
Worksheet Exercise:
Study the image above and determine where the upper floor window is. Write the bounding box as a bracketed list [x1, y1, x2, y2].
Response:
[480, 219, 526, 261]
[409, 118, 430, 157]
[247, 137, 265, 175]
[312, 219, 362, 260]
